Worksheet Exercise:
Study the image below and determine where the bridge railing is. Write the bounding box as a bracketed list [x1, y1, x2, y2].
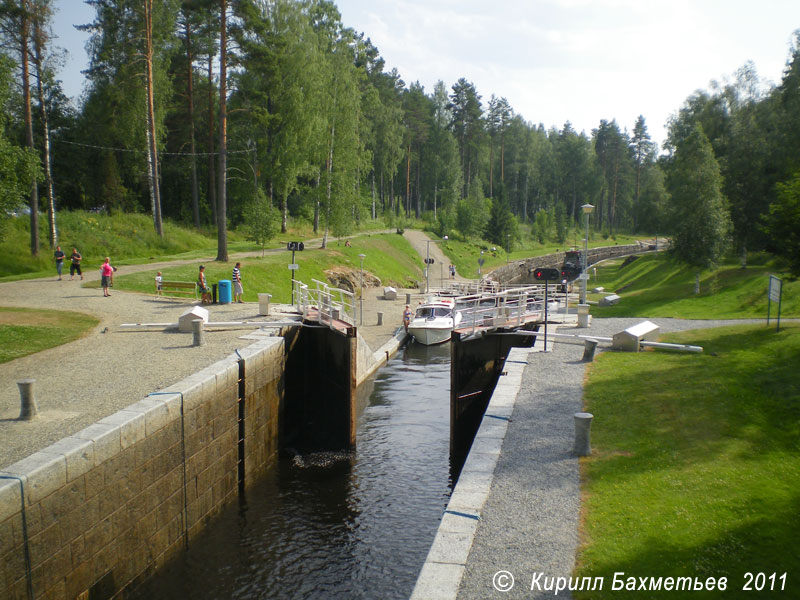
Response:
[292, 279, 356, 328]
[455, 284, 568, 335]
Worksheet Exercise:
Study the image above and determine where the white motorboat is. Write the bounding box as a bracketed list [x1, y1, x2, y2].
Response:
[407, 297, 463, 345]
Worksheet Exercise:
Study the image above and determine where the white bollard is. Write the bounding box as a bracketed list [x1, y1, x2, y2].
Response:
[573, 412, 593, 456]
[192, 319, 205, 347]
[577, 303, 590, 328]
[17, 379, 39, 420]
[258, 293, 272, 316]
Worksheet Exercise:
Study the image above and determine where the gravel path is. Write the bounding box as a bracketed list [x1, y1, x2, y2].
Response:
[0, 243, 413, 469]
[456, 316, 764, 599]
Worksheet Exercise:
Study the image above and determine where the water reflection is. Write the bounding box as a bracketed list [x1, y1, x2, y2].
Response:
[133, 341, 452, 600]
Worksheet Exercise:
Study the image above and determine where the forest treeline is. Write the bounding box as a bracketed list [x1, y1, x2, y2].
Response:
[0, 1, 799, 274]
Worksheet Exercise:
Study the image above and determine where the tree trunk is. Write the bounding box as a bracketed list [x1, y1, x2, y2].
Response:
[185, 15, 200, 229]
[405, 144, 411, 218]
[21, 5, 39, 256]
[371, 171, 375, 220]
[144, 0, 163, 238]
[313, 172, 320, 233]
[322, 120, 334, 249]
[207, 53, 217, 225]
[694, 272, 700, 295]
[32, 11, 56, 249]
[216, 0, 228, 262]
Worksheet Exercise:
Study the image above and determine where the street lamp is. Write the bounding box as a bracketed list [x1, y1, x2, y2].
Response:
[425, 235, 447, 294]
[358, 253, 365, 325]
[478, 249, 485, 279]
[581, 203, 594, 304]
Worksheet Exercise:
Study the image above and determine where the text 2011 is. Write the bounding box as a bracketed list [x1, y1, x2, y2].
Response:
[743, 572, 786, 592]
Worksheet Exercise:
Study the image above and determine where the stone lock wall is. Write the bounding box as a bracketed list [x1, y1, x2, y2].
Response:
[488, 242, 656, 285]
[0, 337, 284, 600]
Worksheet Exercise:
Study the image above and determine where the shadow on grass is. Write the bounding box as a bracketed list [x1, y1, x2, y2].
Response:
[576, 493, 800, 597]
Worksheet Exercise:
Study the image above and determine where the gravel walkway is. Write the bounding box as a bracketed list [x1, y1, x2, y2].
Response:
[0, 253, 412, 469]
[455, 316, 764, 599]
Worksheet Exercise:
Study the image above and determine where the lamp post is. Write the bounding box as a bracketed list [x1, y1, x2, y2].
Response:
[478, 249, 485, 279]
[425, 235, 447, 294]
[580, 203, 594, 304]
[358, 253, 365, 325]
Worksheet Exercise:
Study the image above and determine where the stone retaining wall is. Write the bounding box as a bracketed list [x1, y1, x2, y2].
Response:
[0, 337, 284, 600]
[489, 241, 656, 285]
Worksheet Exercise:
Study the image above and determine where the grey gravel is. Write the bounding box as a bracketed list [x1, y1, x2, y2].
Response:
[455, 317, 764, 599]
[0, 258, 412, 469]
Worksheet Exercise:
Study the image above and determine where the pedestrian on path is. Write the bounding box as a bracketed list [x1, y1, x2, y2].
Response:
[69, 247, 83, 280]
[155, 272, 163, 296]
[54, 245, 65, 280]
[232, 262, 243, 303]
[100, 257, 115, 296]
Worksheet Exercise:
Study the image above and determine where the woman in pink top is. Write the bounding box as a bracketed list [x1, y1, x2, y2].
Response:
[100, 257, 115, 297]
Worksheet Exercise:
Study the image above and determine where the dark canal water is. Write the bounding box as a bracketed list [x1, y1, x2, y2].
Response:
[133, 342, 453, 600]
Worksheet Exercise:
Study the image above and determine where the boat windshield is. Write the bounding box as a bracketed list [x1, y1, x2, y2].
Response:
[416, 306, 452, 319]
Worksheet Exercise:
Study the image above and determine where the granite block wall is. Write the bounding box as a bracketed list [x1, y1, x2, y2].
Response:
[0, 337, 284, 599]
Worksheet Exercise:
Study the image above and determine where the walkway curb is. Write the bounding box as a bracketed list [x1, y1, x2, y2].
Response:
[410, 345, 529, 599]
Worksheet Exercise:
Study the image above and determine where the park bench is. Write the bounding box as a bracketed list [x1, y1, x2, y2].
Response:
[158, 280, 198, 300]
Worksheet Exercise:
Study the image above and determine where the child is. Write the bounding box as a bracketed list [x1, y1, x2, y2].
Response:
[100, 257, 114, 297]
[155, 272, 163, 296]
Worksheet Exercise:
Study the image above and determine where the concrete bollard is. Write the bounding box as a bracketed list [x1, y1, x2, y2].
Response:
[577, 303, 590, 328]
[582, 338, 599, 362]
[377, 311, 384, 326]
[405, 293, 412, 305]
[258, 293, 272, 316]
[17, 379, 39, 420]
[192, 319, 205, 347]
[573, 412, 594, 456]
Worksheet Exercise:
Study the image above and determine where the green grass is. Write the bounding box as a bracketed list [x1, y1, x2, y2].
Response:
[0, 307, 99, 364]
[0, 211, 395, 281]
[111, 232, 422, 304]
[576, 323, 800, 598]
[588, 253, 800, 318]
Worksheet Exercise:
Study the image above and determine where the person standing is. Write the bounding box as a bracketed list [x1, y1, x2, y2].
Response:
[403, 305, 413, 332]
[100, 257, 114, 297]
[198, 265, 211, 303]
[69, 248, 83, 280]
[155, 272, 163, 296]
[232, 262, 244, 303]
[54, 245, 65, 280]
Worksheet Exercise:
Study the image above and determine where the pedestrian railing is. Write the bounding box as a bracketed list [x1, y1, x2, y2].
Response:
[292, 278, 356, 329]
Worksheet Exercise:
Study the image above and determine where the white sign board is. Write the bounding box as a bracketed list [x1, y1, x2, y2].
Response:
[288, 264, 299, 270]
[769, 275, 782, 303]
[578, 273, 590, 281]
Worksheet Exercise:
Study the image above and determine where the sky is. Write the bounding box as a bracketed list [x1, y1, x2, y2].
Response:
[52, 0, 800, 149]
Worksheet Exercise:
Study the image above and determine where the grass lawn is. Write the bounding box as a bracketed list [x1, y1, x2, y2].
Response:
[0, 307, 99, 364]
[589, 253, 800, 319]
[109, 233, 422, 304]
[576, 323, 800, 598]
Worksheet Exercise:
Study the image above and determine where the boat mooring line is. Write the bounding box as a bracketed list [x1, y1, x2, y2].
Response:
[444, 509, 481, 521]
